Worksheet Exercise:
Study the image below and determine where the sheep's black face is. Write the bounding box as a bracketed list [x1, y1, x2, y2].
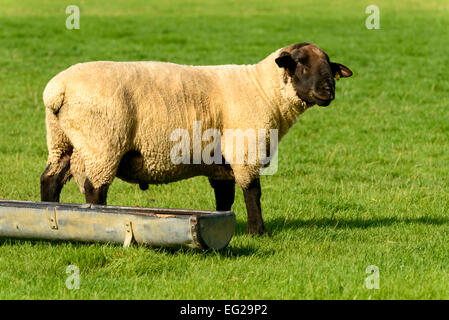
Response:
[275, 43, 352, 107]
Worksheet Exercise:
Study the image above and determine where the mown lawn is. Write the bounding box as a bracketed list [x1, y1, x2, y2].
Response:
[0, 0, 448, 299]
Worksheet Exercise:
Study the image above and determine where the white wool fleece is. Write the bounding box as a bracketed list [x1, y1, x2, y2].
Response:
[43, 48, 309, 191]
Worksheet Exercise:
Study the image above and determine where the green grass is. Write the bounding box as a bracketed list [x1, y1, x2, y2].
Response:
[0, 0, 449, 299]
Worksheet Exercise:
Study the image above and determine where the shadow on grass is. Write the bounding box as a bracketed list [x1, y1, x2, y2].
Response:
[156, 244, 269, 258]
[0, 237, 113, 248]
[234, 216, 449, 235]
[0, 237, 265, 258]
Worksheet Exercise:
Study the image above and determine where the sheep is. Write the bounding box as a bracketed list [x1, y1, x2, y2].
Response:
[40, 42, 352, 235]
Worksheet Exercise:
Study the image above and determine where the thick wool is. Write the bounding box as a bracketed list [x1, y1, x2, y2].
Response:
[43, 48, 309, 192]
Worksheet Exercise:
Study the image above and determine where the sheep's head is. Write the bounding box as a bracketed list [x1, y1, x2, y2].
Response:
[275, 43, 352, 107]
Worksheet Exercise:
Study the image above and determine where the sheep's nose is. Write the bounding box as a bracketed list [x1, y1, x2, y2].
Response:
[322, 84, 331, 91]
[325, 84, 335, 98]
[315, 84, 334, 100]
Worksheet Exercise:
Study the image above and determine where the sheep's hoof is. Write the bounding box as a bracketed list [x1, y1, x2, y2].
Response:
[246, 224, 266, 236]
[139, 183, 149, 191]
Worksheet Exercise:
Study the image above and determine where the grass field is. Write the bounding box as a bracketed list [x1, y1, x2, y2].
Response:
[0, 0, 449, 299]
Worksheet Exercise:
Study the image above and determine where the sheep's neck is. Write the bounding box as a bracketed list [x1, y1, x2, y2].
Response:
[252, 52, 309, 138]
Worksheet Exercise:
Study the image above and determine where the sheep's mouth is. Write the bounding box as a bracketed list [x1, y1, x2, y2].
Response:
[311, 94, 333, 107]
[298, 92, 332, 107]
[316, 99, 331, 107]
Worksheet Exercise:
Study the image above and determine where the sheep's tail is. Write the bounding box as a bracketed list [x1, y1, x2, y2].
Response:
[43, 72, 73, 176]
[43, 73, 66, 114]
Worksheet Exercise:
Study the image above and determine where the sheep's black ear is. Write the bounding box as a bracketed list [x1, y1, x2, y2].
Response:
[330, 62, 353, 79]
[275, 52, 297, 73]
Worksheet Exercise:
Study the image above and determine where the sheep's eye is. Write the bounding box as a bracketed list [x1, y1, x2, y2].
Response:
[299, 65, 309, 74]
[296, 54, 309, 65]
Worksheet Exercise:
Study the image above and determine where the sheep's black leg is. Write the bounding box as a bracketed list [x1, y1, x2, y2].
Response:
[139, 182, 149, 191]
[208, 178, 235, 211]
[243, 178, 265, 235]
[40, 154, 71, 202]
[84, 178, 109, 205]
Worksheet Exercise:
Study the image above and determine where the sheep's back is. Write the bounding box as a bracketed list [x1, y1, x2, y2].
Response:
[57, 61, 231, 183]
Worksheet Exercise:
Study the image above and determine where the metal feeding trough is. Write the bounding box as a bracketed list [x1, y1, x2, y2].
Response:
[0, 200, 235, 250]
